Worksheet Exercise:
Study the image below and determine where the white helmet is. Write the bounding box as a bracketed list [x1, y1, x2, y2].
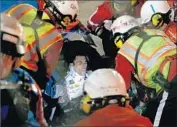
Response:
[50, 0, 79, 21]
[140, 1, 170, 24]
[1, 13, 25, 56]
[84, 69, 127, 99]
[111, 15, 139, 35]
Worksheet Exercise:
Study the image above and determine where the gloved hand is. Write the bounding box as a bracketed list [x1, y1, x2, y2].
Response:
[172, 2, 177, 23]
[103, 20, 113, 31]
[78, 22, 91, 34]
[94, 26, 104, 37]
[135, 105, 147, 115]
[23, 74, 35, 84]
[20, 72, 36, 96]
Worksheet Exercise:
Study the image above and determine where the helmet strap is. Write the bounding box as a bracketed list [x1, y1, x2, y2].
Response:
[113, 27, 139, 47]
[91, 95, 128, 110]
[106, 95, 127, 107]
[88, 98, 106, 113]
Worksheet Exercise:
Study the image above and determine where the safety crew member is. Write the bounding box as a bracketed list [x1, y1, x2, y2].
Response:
[111, 15, 177, 126]
[140, 0, 177, 44]
[75, 69, 153, 126]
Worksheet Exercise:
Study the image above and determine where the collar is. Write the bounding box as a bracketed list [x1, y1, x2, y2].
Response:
[68, 66, 87, 80]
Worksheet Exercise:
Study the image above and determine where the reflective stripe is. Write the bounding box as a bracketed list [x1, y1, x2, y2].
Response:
[8, 4, 24, 16]
[120, 46, 147, 66]
[10, 4, 33, 19]
[119, 30, 176, 91]
[120, 35, 176, 71]
[153, 91, 168, 126]
[164, 22, 177, 43]
[40, 35, 62, 54]
[24, 27, 62, 60]
[39, 27, 56, 40]
[144, 46, 176, 69]
[125, 42, 149, 60]
[141, 48, 176, 86]
[7, 4, 63, 71]
[158, 54, 177, 81]
[162, 34, 175, 45]
[16, 7, 33, 20]
[126, 36, 172, 59]
[120, 43, 176, 88]
[167, 30, 176, 42]
[22, 33, 62, 71]
[49, 107, 56, 121]
[25, 41, 37, 61]
[39, 29, 60, 49]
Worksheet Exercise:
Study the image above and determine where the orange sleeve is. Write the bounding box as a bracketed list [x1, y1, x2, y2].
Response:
[115, 54, 135, 89]
[164, 21, 177, 44]
[167, 0, 175, 8]
[74, 105, 153, 127]
[44, 39, 63, 77]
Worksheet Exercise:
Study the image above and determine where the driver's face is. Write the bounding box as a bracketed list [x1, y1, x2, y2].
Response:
[73, 56, 87, 76]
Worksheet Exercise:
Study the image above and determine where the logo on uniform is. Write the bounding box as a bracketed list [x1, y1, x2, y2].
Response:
[34, 18, 43, 25]
[69, 79, 75, 84]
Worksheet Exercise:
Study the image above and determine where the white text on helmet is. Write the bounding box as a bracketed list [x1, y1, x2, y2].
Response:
[70, 4, 77, 10]
[112, 19, 135, 33]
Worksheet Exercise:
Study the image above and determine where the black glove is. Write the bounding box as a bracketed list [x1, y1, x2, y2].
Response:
[152, 71, 171, 92]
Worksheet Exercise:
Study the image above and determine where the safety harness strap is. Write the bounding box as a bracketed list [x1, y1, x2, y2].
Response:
[134, 32, 162, 81]
[133, 32, 165, 102]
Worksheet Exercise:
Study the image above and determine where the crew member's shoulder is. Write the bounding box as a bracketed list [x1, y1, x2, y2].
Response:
[98, 1, 111, 10]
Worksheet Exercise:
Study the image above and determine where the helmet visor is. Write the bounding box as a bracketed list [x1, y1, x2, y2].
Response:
[1, 31, 24, 58]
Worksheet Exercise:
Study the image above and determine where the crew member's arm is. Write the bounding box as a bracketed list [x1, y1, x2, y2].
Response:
[44, 39, 63, 77]
[0, 80, 22, 89]
[87, 2, 113, 34]
[115, 54, 135, 89]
